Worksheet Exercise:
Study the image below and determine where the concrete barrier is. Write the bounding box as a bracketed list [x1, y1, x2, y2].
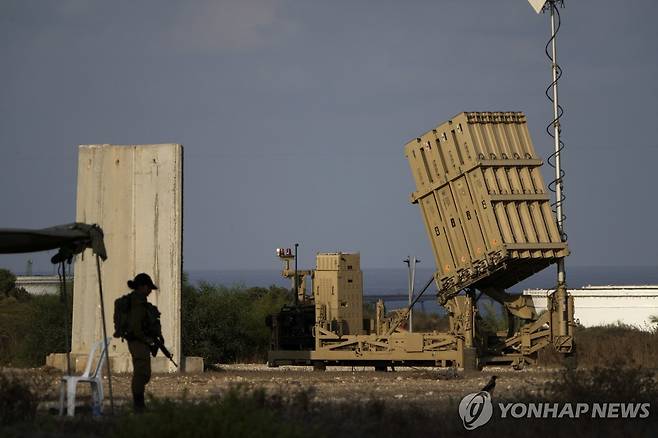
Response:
[65, 144, 183, 373]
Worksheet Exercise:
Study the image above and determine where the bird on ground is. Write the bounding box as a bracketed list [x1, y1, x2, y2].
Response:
[481, 375, 497, 394]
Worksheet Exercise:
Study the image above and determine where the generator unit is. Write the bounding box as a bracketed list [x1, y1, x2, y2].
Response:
[314, 253, 364, 336]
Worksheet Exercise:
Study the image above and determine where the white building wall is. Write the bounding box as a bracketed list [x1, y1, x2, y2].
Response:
[15, 276, 65, 295]
[523, 286, 658, 330]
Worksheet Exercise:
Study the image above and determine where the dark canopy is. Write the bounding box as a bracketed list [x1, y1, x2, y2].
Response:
[0, 222, 113, 407]
[0, 223, 106, 263]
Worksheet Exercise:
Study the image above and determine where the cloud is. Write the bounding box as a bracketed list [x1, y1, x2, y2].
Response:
[168, 0, 297, 53]
[2, 1, 297, 57]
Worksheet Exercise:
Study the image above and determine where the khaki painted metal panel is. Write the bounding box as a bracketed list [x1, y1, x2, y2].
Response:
[433, 129, 463, 179]
[423, 134, 449, 186]
[464, 169, 503, 253]
[404, 140, 433, 198]
[316, 252, 360, 271]
[435, 185, 471, 271]
[452, 176, 487, 260]
[418, 194, 455, 275]
[405, 112, 568, 295]
[404, 133, 453, 201]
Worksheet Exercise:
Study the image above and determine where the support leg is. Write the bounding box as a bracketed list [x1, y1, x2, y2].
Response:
[58, 380, 66, 416]
[66, 380, 77, 417]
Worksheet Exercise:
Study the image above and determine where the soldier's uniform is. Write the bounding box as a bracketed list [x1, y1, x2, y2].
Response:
[125, 273, 162, 412]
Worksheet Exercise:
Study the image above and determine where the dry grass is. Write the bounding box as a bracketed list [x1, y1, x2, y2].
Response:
[1, 366, 657, 437]
[538, 323, 658, 368]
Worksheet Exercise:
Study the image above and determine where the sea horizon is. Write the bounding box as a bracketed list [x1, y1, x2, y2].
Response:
[22, 265, 658, 294]
[187, 265, 658, 295]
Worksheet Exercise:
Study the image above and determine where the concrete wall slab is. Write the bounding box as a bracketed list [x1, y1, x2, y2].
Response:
[70, 144, 183, 372]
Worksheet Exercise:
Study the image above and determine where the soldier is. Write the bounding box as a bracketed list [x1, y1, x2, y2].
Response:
[125, 273, 161, 412]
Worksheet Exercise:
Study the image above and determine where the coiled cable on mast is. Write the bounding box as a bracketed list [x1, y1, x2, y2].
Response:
[544, 1, 567, 241]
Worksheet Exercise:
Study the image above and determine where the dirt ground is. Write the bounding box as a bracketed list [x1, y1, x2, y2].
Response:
[10, 364, 560, 411]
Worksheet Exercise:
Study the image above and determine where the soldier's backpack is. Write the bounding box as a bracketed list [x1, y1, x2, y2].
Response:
[113, 293, 132, 339]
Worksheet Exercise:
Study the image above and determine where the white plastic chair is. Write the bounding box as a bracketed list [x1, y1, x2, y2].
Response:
[58, 338, 111, 417]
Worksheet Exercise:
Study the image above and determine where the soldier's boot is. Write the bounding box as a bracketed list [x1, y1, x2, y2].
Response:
[133, 393, 146, 413]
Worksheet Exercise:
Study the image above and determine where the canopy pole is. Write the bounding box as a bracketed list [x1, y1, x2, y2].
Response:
[58, 262, 72, 376]
[95, 255, 114, 414]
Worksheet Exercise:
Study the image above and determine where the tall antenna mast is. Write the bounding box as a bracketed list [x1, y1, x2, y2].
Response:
[529, 0, 567, 288]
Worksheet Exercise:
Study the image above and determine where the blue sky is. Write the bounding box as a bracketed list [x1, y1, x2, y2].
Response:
[1, 0, 657, 272]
